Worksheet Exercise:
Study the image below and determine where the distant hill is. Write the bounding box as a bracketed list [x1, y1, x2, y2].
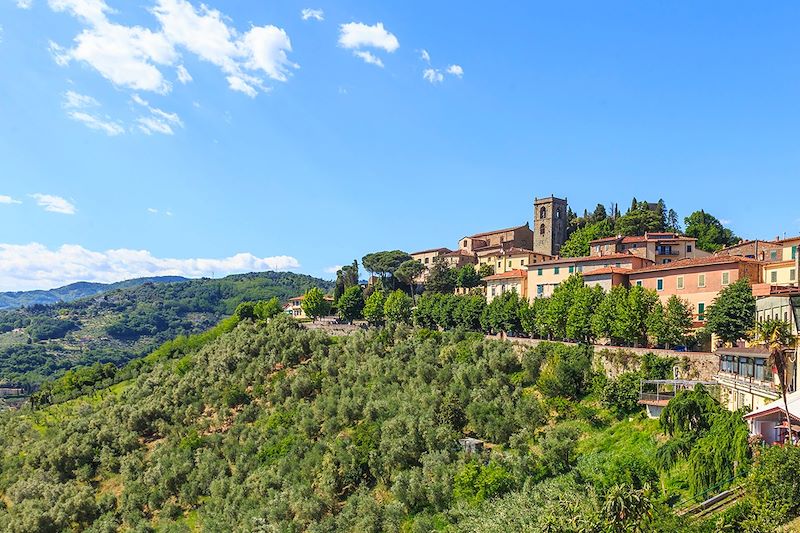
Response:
[0, 276, 188, 310]
[0, 271, 332, 386]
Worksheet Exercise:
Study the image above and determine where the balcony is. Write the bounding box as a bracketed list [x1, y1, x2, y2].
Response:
[714, 372, 780, 400]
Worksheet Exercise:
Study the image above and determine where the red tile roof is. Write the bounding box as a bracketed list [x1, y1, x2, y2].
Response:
[776, 235, 800, 244]
[411, 247, 451, 255]
[582, 266, 631, 276]
[466, 223, 531, 239]
[482, 269, 527, 281]
[590, 232, 697, 246]
[475, 245, 551, 258]
[444, 249, 476, 257]
[628, 255, 761, 275]
[535, 252, 652, 266]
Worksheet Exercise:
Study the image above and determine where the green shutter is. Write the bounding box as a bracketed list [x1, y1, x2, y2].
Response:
[657, 279, 663, 290]
[698, 303, 705, 321]
[793, 246, 797, 260]
[554, 267, 560, 274]
[568, 266, 574, 274]
[537, 268, 543, 276]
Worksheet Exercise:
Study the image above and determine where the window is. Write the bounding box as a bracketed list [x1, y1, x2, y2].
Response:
[554, 267, 560, 275]
[568, 266, 574, 274]
[497, 261, 501, 269]
[771, 271, 778, 283]
[677, 276, 684, 290]
[537, 284, 544, 296]
[537, 268, 543, 276]
[577, 265, 583, 273]
[636, 280, 643, 287]
[792, 269, 797, 281]
[556, 208, 561, 219]
[463, 240, 468, 247]
[507, 261, 512, 268]
[501, 284, 506, 293]
[540, 206, 547, 219]
[722, 271, 730, 286]
[615, 262, 621, 267]
[738, 357, 754, 377]
[755, 359, 771, 382]
[424, 257, 429, 264]
[698, 274, 706, 288]
[657, 279, 663, 291]
[491, 286, 496, 296]
[687, 244, 692, 252]
[771, 250, 778, 261]
[698, 302, 705, 321]
[520, 260, 525, 266]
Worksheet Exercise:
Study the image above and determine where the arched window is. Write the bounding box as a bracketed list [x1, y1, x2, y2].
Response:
[539, 206, 547, 219]
[556, 208, 561, 219]
[540, 223, 546, 235]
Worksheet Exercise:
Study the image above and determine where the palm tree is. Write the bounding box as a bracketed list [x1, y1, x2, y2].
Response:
[752, 318, 798, 443]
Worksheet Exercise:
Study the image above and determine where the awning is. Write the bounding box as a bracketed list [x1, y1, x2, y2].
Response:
[745, 389, 800, 421]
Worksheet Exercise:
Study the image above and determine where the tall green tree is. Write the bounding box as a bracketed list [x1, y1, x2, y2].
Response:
[425, 258, 456, 294]
[566, 285, 604, 343]
[482, 291, 523, 335]
[559, 219, 615, 257]
[662, 296, 693, 348]
[592, 286, 629, 345]
[384, 290, 413, 324]
[543, 274, 585, 340]
[361, 250, 412, 289]
[394, 260, 425, 301]
[684, 210, 738, 252]
[337, 286, 365, 323]
[301, 288, 331, 320]
[619, 286, 660, 347]
[456, 265, 482, 289]
[253, 298, 283, 320]
[615, 200, 664, 236]
[705, 278, 756, 346]
[334, 260, 360, 301]
[363, 290, 386, 326]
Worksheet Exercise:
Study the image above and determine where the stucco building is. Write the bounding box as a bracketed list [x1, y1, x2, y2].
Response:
[527, 253, 653, 299]
[589, 232, 709, 265]
[458, 223, 534, 253]
[627, 256, 762, 325]
[476, 245, 551, 275]
[762, 236, 800, 286]
[484, 269, 528, 303]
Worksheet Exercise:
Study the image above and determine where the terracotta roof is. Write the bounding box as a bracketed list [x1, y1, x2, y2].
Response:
[628, 255, 762, 275]
[582, 266, 631, 276]
[444, 249, 476, 257]
[764, 260, 798, 268]
[533, 252, 652, 267]
[717, 346, 770, 356]
[483, 269, 527, 281]
[718, 239, 779, 251]
[590, 233, 697, 245]
[776, 235, 800, 244]
[466, 223, 530, 239]
[475, 245, 550, 258]
[411, 247, 451, 255]
[591, 236, 623, 243]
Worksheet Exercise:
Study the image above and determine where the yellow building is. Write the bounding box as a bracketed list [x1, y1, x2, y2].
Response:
[410, 247, 451, 282]
[283, 295, 334, 319]
[483, 269, 528, 303]
[763, 236, 800, 285]
[527, 253, 653, 299]
[476, 245, 551, 275]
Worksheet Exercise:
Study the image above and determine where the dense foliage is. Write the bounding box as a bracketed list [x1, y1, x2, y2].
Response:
[0, 314, 712, 532]
[704, 278, 756, 346]
[0, 272, 332, 386]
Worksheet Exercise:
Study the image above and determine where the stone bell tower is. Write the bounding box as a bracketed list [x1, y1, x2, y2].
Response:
[533, 196, 568, 257]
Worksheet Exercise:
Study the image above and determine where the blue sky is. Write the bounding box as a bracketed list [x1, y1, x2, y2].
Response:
[1, 1, 799, 290]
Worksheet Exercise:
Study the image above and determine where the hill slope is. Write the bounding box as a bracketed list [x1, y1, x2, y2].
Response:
[0, 271, 332, 386]
[0, 317, 701, 531]
[0, 276, 189, 310]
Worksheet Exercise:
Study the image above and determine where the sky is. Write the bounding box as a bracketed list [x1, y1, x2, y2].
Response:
[1, 1, 799, 291]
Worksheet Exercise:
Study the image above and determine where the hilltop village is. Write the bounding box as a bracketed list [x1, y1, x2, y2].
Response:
[291, 195, 800, 442]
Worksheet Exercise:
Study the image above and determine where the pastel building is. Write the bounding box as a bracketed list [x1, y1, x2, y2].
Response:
[484, 269, 528, 303]
[410, 247, 452, 283]
[590, 232, 709, 265]
[527, 253, 653, 299]
[476, 245, 552, 275]
[762, 236, 800, 286]
[627, 256, 763, 325]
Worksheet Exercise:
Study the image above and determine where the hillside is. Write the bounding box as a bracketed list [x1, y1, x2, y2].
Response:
[1, 315, 786, 532]
[0, 272, 332, 387]
[0, 276, 188, 310]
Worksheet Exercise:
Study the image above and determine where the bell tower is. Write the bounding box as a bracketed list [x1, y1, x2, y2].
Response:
[533, 196, 568, 257]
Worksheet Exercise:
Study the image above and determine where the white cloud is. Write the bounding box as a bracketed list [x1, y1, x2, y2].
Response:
[0, 196, 22, 205]
[338, 22, 398, 52]
[423, 68, 443, 84]
[420, 49, 430, 63]
[66, 111, 125, 135]
[17, 0, 33, 9]
[63, 89, 99, 108]
[30, 194, 77, 215]
[301, 8, 324, 21]
[131, 93, 183, 135]
[353, 50, 383, 68]
[324, 265, 343, 274]
[62, 90, 125, 135]
[446, 64, 463, 77]
[0, 243, 301, 291]
[147, 207, 158, 213]
[176, 64, 192, 83]
[47, 0, 296, 96]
